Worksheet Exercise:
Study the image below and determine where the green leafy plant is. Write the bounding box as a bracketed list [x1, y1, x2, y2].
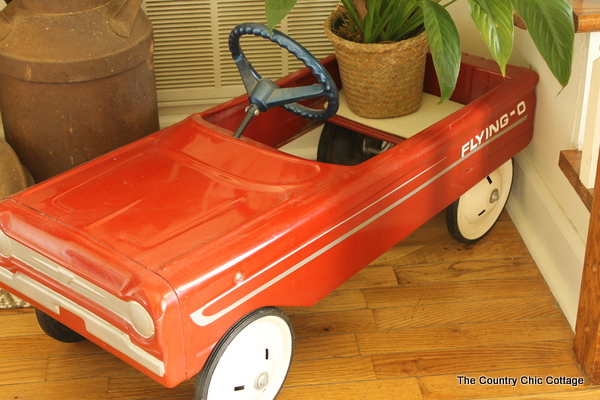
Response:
[265, 0, 575, 103]
[338, 0, 426, 43]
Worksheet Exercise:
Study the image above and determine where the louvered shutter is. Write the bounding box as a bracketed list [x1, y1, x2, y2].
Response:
[143, 0, 338, 110]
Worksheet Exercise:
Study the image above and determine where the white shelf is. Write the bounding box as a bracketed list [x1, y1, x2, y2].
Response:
[337, 91, 464, 139]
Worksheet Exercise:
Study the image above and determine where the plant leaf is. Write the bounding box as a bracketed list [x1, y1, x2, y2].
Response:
[265, 0, 297, 33]
[468, 0, 513, 75]
[422, 0, 461, 103]
[511, 0, 574, 87]
[363, 0, 377, 42]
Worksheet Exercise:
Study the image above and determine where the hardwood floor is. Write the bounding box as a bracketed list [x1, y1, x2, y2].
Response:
[1, 211, 598, 399]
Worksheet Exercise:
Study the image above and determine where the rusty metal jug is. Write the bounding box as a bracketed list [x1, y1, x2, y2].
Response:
[0, 0, 159, 182]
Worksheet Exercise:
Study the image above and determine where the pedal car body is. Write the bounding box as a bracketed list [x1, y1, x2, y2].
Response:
[0, 26, 538, 397]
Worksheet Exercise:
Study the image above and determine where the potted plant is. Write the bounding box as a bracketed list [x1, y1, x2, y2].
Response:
[265, 0, 575, 118]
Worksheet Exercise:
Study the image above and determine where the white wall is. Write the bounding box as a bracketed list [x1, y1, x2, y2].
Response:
[0, 2, 4, 139]
[449, 2, 591, 329]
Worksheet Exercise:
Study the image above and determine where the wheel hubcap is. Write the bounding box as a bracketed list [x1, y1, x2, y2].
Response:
[254, 371, 269, 390]
[455, 160, 513, 241]
[489, 188, 500, 203]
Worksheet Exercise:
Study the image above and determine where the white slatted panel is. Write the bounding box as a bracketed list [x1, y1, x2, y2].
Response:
[216, 0, 284, 86]
[147, 1, 214, 90]
[286, 0, 339, 71]
[144, 0, 338, 105]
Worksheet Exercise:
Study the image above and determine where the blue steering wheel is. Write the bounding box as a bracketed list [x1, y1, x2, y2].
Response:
[229, 23, 339, 136]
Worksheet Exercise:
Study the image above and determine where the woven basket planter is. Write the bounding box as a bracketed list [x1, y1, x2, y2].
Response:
[324, 9, 429, 119]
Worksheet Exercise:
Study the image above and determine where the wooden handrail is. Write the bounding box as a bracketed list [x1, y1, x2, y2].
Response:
[566, 1, 600, 385]
[574, 144, 600, 383]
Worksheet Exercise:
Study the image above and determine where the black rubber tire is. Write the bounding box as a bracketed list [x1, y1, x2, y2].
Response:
[35, 308, 86, 343]
[317, 122, 384, 165]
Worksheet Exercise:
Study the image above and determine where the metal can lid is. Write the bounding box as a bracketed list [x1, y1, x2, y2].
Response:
[0, 2, 154, 83]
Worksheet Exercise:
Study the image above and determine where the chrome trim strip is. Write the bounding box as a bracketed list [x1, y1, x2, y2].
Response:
[23, 248, 154, 338]
[0, 241, 165, 377]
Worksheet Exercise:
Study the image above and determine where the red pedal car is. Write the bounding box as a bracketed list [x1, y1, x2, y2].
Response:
[0, 24, 538, 399]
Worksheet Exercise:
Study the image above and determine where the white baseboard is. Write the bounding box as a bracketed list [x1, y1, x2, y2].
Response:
[507, 152, 586, 331]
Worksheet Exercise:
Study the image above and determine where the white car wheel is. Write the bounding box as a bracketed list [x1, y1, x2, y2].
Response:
[194, 307, 294, 400]
[446, 159, 513, 243]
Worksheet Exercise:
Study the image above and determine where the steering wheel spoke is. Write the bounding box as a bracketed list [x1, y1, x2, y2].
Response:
[266, 84, 326, 107]
[233, 55, 261, 94]
[228, 23, 339, 137]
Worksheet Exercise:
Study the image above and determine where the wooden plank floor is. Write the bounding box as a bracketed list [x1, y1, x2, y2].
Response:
[1, 211, 599, 399]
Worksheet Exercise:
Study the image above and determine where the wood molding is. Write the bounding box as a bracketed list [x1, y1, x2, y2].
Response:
[515, 2, 595, 32]
[572, 0, 600, 32]
[559, 150, 594, 212]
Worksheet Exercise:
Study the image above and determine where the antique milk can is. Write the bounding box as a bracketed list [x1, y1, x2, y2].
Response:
[0, 0, 159, 182]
